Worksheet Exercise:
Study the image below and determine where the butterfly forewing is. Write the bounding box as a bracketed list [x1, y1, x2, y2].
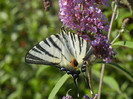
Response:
[25, 35, 61, 65]
[25, 33, 74, 67]
[25, 28, 94, 72]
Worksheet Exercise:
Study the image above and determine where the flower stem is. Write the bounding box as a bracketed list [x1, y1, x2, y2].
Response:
[98, 1, 118, 99]
[108, 1, 118, 39]
[97, 64, 105, 99]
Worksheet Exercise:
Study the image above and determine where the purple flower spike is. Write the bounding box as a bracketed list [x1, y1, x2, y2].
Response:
[59, 0, 109, 34]
[92, 34, 116, 63]
[84, 95, 90, 99]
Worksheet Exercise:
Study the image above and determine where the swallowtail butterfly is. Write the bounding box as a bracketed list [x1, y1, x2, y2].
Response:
[25, 27, 94, 79]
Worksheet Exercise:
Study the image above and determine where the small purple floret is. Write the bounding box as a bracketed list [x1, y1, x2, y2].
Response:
[62, 94, 73, 99]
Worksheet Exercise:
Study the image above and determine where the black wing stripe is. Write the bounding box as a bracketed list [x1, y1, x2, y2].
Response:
[48, 36, 61, 51]
[86, 42, 91, 54]
[36, 44, 59, 58]
[55, 34, 60, 40]
[74, 34, 79, 56]
[43, 39, 50, 47]
[59, 32, 73, 62]
[55, 34, 66, 46]
[81, 38, 84, 47]
[32, 48, 42, 54]
[70, 33, 75, 49]
[61, 30, 67, 42]
[26, 53, 58, 65]
[55, 34, 67, 51]
[70, 33, 76, 56]
[26, 53, 44, 62]
[83, 46, 94, 60]
[67, 34, 75, 56]
[51, 34, 71, 62]
[73, 33, 76, 40]
[62, 53, 71, 62]
[61, 31, 73, 55]
[70, 33, 78, 57]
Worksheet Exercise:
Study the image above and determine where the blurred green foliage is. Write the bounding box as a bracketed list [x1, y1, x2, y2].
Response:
[0, 0, 133, 99]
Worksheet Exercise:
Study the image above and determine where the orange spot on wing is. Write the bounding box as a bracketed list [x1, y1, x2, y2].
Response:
[71, 59, 76, 68]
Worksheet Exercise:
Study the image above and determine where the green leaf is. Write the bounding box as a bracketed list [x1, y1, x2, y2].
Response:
[104, 76, 120, 92]
[93, 69, 120, 92]
[48, 74, 70, 99]
[108, 62, 133, 82]
[112, 41, 133, 49]
[96, 62, 133, 82]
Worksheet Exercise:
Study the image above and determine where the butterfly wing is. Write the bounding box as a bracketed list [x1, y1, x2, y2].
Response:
[60, 28, 94, 64]
[25, 33, 75, 68]
[25, 28, 94, 74]
[25, 35, 60, 65]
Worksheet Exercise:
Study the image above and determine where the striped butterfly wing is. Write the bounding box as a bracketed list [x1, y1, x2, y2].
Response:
[60, 28, 94, 64]
[25, 28, 93, 73]
[25, 34, 74, 67]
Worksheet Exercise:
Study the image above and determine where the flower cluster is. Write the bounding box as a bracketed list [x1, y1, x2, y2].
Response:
[92, 34, 116, 63]
[59, 0, 109, 33]
[59, 0, 116, 63]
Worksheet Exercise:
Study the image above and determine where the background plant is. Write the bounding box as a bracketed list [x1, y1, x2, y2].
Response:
[0, 0, 133, 99]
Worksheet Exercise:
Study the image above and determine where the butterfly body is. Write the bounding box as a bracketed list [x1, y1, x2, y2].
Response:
[25, 28, 94, 78]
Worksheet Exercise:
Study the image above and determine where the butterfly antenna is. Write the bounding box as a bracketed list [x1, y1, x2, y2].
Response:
[73, 78, 79, 98]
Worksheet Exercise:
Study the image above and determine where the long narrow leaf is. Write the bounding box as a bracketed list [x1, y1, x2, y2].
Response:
[48, 74, 70, 99]
[93, 69, 120, 92]
[95, 61, 133, 82]
[108, 62, 133, 82]
[112, 41, 133, 49]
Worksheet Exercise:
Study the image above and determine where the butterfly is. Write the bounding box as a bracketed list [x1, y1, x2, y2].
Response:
[25, 27, 94, 79]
